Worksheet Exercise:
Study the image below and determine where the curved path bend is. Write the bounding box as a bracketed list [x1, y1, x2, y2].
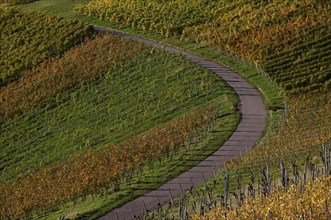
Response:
[94, 26, 267, 220]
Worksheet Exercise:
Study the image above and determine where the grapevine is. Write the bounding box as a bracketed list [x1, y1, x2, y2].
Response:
[0, 7, 92, 87]
[0, 34, 147, 122]
[0, 106, 220, 219]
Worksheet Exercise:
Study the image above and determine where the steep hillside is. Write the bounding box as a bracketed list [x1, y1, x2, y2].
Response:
[2, 0, 330, 219]
[0, 6, 239, 219]
[0, 7, 92, 87]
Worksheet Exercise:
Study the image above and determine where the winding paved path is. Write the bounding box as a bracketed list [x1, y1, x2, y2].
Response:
[94, 26, 267, 220]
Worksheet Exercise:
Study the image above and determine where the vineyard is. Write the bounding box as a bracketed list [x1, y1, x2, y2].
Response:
[0, 0, 35, 5]
[76, 0, 330, 63]
[0, 7, 92, 87]
[145, 142, 331, 219]
[1, 0, 331, 219]
[0, 48, 237, 182]
[75, 0, 331, 218]
[194, 175, 331, 220]
[0, 105, 226, 218]
[0, 34, 147, 122]
[143, 92, 330, 218]
[228, 93, 331, 170]
[263, 27, 331, 94]
[0, 7, 239, 217]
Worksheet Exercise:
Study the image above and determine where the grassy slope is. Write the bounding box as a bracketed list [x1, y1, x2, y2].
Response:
[0, 34, 145, 123]
[16, 0, 284, 110]
[16, 4, 286, 169]
[0, 48, 239, 218]
[0, 6, 92, 87]
[74, 1, 331, 220]
[9, 0, 285, 218]
[0, 50, 235, 180]
[0, 0, 35, 5]
[16, 0, 285, 182]
[15, 0, 285, 143]
[39, 101, 239, 220]
[16, 0, 285, 188]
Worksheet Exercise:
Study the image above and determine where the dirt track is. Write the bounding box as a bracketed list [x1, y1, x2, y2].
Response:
[94, 25, 267, 220]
